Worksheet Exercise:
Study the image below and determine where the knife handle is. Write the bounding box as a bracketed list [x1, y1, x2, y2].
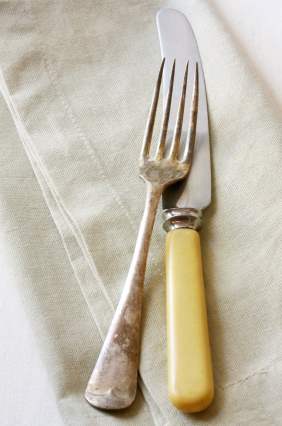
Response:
[165, 228, 214, 412]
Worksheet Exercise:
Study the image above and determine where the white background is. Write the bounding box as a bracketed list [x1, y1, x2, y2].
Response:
[1, 1, 282, 424]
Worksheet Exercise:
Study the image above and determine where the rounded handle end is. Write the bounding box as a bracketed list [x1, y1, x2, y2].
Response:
[85, 387, 136, 410]
[169, 377, 214, 413]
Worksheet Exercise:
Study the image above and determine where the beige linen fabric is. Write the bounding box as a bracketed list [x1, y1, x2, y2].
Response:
[0, 0, 282, 424]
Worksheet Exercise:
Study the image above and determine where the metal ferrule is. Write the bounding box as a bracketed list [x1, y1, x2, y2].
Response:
[162, 208, 203, 232]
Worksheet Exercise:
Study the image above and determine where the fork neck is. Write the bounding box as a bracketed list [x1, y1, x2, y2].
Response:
[146, 182, 164, 200]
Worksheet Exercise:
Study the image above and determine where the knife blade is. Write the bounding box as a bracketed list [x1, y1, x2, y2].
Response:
[157, 9, 214, 413]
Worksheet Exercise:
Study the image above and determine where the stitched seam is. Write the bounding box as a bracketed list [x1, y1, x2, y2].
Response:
[0, 68, 116, 318]
[216, 356, 282, 390]
[25, 0, 165, 283]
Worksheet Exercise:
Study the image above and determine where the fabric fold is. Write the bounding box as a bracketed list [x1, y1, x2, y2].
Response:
[1, 0, 282, 424]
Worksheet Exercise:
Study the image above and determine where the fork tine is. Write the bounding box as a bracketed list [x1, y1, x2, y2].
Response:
[140, 58, 165, 161]
[181, 62, 199, 165]
[168, 61, 189, 161]
[155, 60, 176, 159]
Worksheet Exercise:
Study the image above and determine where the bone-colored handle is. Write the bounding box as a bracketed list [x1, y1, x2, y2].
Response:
[165, 228, 214, 412]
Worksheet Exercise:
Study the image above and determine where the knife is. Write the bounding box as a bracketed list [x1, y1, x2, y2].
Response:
[157, 9, 214, 412]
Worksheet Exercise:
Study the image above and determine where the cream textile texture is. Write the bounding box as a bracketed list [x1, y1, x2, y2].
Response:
[0, 0, 282, 424]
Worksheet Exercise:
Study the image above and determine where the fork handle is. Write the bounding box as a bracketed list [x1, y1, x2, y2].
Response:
[165, 228, 214, 412]
[85, 185, 162, 410]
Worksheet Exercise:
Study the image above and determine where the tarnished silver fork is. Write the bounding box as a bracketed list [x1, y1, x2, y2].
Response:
[85, 59, 199, 410]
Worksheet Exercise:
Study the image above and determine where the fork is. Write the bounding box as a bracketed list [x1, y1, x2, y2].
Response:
[85, 58, 199, 410]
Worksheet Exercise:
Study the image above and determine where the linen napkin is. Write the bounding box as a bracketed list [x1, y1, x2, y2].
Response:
[1, 0, 282, 424]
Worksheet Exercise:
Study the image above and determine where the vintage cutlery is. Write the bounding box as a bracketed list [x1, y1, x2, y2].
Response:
[85, 58, 199, 410]
[157, 9, 214, 412]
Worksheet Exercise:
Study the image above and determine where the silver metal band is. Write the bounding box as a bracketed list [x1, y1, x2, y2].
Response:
[162, 208, 203, 232]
